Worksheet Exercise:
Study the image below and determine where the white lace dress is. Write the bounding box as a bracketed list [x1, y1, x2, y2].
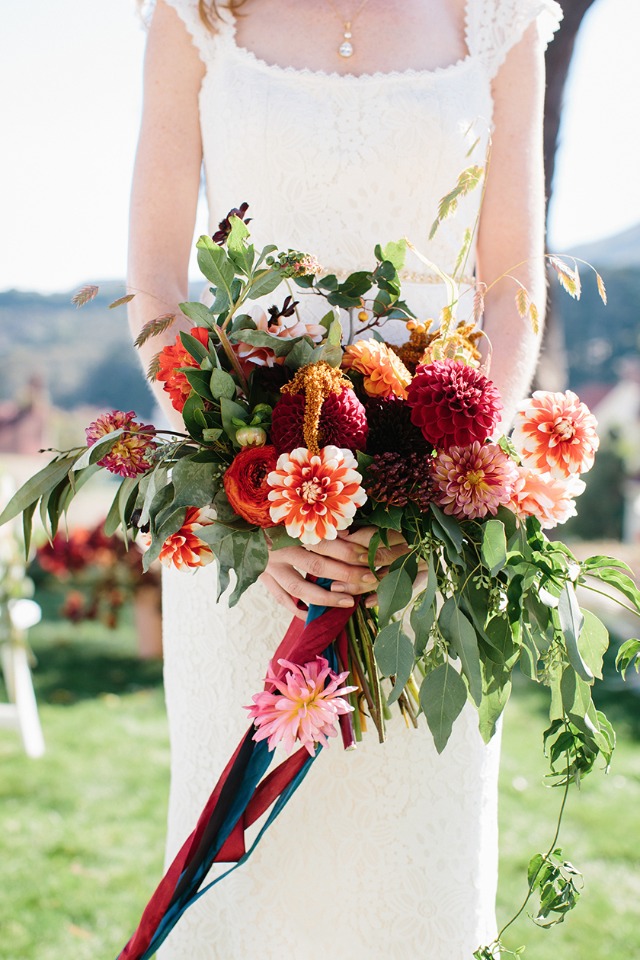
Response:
[155, 1, 563, 957]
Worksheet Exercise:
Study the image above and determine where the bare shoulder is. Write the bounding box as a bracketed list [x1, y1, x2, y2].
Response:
[145, 0, 206, 82]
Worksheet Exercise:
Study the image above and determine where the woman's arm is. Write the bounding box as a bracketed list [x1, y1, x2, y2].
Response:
[476, 20, 548, 430]
[127, 0, 205, 423]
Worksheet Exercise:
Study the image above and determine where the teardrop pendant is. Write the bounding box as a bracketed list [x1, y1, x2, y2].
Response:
[338, 22, 354, 58]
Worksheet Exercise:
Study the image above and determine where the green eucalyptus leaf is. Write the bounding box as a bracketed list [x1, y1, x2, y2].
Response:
[73, 430, 127, 471]
[232, 329, 302, 357]
[169, 457, 220, 510]
[179, 301, 215, 326]
[578, 609, 609, 681]
[410, 554, 437, 656]
[265, 526, 300, 550]
[184, 368, 214, 401]
[196, 235, 235, 305]
[284, 338, 315, 370]
[419, 662, 467, 753]
[478, 660, 512, 743]
[246, 268, 284, 300]
[438, 597, 483, 706]
[373, 621, 414, 706]
[616, 638, 640, 679]
[179, 330, 211, 362]
[22, 501, 37, 558]
[481, 519, 507, 575]
[377, 566, 413, 629]
[210, 368, 237, 400]
[0, 456, 76, 525]
[557, 583, 592, 682]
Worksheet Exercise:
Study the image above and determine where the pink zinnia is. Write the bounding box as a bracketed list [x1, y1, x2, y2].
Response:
[267, 445, 367, 544]
[432, 440, 518, 519]
[406, 360, 503, 451]
[157, 506, 215, 570]
[509, 466, 586, 530]
[512, 390, 599, 479]
[85, 410, 156, 478]
[246, 656, 357, 756]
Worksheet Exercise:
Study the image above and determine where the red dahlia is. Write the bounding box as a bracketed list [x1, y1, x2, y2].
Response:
[406, 360, 502, 451]
[270, 388, 368, 455]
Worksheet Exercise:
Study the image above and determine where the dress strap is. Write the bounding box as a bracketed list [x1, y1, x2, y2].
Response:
[142, 0, 233, 63]
[467, 0, 564, 79]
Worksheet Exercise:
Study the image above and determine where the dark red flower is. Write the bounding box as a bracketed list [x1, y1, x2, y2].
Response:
[270, 388, 368, 454]
[365, 395, 428, 456]
[212, 202, 251, 245]
[406, 360, 502, 451]
[365, 452, 434, 511]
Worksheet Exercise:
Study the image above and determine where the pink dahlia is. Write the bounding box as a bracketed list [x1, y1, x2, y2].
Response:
[406, 360, 502, 451]
[512, 390, 599, 479]
[509, 466, 585, 530]
[85, 410, 156, 478]
[157, 507, 215, 570]
[432, 440, 518, 520]
[267, 445, 367, 544]
[270, 388, 368, 454]
[246, 656, 357, 756]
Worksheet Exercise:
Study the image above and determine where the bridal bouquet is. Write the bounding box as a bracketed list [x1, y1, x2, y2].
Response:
[3, 207, 639, 959]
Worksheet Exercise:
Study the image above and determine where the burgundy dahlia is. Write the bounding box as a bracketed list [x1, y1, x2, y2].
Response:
[270, 388, 368, 454]
[365, 452, 434, 512]
[406, 360, 502, 451]
[365, 395, 429, 456]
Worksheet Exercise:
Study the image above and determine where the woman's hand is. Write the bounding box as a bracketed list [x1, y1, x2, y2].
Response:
[259, 526, 414, 619]
[334, 527, 426, 608]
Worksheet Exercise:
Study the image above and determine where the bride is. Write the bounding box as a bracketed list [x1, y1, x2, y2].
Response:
[128, 1, 563, 957]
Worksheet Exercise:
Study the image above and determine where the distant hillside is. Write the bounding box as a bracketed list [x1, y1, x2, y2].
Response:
[569, 223, 640, 268]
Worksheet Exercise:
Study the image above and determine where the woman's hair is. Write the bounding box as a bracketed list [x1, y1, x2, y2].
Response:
[198, 0, 246, 26]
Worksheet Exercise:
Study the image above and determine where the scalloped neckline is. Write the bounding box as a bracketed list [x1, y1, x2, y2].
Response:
[219, 0, 475, 83]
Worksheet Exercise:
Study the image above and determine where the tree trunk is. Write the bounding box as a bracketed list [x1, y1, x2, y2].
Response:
[536, 0, 598, 391]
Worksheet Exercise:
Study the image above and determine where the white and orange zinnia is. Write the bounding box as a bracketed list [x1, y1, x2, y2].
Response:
[512, 390, 599, 479]
[246, 656, 357, 755]
[157, 506, 215, 570]
[510, 466, 586, 530]
[267, 445, 367, 544]
[342, 339, 412, 400]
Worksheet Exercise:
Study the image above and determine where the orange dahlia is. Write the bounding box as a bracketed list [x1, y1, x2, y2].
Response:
[342, 339, 412, 400]
[267, 445, 367, 544]
[156, 326, 210, 413]
[512, 391, 599, 479]
[158, 507, 215, 570]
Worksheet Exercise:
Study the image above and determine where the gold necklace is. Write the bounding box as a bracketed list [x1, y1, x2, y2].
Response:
[323, 0, 372, 58]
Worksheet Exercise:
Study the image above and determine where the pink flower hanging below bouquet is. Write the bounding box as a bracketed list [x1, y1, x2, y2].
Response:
[267, 445, 367, 544]
[246, 656, 357, 756]
[85, 410, 156, 478]
[432, 440, 518, 520]
[512, 390, 599, 479]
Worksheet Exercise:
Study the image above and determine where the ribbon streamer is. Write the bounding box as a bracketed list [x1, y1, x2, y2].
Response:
[118, 581, 352, 959]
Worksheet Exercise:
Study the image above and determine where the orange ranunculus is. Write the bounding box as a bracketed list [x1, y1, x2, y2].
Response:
[223, 445, 279, 527]
[156, 327, 210, 413]
[342, 339, 412, 399]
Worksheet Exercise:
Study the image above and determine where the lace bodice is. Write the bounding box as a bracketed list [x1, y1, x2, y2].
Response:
[150, 0, 561, 286]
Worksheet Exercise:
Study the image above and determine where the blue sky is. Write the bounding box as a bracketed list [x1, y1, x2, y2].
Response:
[1, 0, 638, 292]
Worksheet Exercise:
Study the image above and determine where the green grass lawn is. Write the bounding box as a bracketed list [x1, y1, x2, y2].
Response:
[1, 593, 638, 959]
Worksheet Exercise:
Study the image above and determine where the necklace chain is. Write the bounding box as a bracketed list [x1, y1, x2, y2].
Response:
[323, 0, 372, 58]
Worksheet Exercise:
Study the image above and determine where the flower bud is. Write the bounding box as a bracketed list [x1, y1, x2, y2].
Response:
[236, 426, 267, 448]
